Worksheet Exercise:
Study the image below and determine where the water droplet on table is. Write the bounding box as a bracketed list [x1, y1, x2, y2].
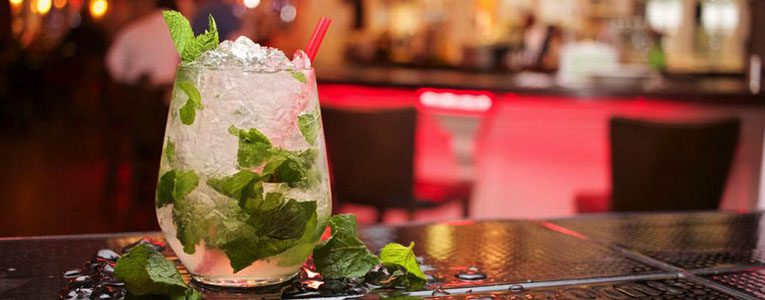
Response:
[455, 266, 487, 281]
[63, 269, 81, 278]
[95, 249, 120, 261]
[508, 284, 524, 292]
[432, 286, 450, 296]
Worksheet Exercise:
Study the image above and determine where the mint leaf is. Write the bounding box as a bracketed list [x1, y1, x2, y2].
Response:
[162, 10, 195, 62]
[264, 153, 306, 183]
[313, 214, 380, 278]
[379, 242, 427, 285]
[290, 71, 307, 83]
[277, 212, 323, 267]
[196, 15, 219, 53]
[298, 110, 320, 145]
[229, 125, 273, 168]
[162, 10, 219, 63]
[164, 140, 176, 164]
[261, 192, 285, 211]
[326, 213, 359, 236]
[207, 170, 263, 213]
[220, 204, 318, 273]
[156, 170, 199, 208]
[172, 195, 247, 254]
[177, 81, 201, 125]
[114, 244, 193, 298]
[252, 199, 316, 240]
[179, 102, 196, 125]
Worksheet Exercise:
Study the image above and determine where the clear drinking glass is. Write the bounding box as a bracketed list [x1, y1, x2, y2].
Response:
[155, 65, 331, 287]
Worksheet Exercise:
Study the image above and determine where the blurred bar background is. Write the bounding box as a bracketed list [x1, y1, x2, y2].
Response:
[1, 0, 763, 236]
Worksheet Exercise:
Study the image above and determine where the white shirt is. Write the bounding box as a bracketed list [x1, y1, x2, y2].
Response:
[106, 10, 179, 86]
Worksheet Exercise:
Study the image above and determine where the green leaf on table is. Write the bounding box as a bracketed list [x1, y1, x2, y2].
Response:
[313, 214, 380, 279]
[114, 244, 199, 299]
[379, 242, 427, 286]
[177, 81, 201, 125]
[162, 10, 219, 63]
[156, 170, 199, 208]
[164, 140, 176, 164]
[207, 170, 263, 213]
[229, 125, 273, 168]
[290, 71, 307, 84]
[298, 110, 320, 145]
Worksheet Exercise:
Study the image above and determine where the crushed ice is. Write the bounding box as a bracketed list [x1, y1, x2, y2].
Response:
[187, 36, 311, 71]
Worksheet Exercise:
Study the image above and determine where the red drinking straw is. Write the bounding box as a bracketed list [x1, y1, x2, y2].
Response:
[305, 17, 332, 62]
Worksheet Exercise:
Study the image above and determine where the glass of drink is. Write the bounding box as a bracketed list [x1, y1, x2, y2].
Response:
[155, 37, 331, 287]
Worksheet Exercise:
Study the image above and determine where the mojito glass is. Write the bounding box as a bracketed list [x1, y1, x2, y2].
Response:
[155, 40, 331, 287]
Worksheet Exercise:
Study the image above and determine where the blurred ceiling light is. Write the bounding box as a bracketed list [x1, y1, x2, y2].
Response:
[243, 0, 260, 9]
[646, 0, 682, 33]
[702, 0, 739, 34]
[9, 0, 23, 7]
[36, 0, 52, 14]
[53, 0, 66, 9]
[89, 0, 107, 19]
[279, 4, 296, 22]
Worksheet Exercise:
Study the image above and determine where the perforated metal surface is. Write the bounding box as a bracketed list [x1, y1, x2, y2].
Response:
[420, 278, 735, 299]
[552, 212, 765, 270]
[704, 269, 765, 299]
[360, 220, 662, 288]
[5, 213, 765, 299]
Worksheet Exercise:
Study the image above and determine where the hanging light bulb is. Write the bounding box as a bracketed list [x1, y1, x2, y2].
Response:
[243, 0, 260, 9]
[89, 0, 107, 19]
[36, 0, 53, 14]
[53, 0, 67, 9]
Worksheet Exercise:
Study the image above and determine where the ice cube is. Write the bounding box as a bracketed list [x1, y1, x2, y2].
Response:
[187, 36, 309, 71]
[291, 50, 311, 69]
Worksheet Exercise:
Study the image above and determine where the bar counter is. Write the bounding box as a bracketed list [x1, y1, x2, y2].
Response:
[2, 211, 765, 299]
[317, 65, 763, 105]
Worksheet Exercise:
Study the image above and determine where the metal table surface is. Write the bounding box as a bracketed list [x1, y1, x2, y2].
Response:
[2, 211, 765, 299]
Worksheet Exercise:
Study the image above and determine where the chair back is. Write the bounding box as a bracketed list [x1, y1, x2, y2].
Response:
[610, 117, 740, 211]
[321, 106, 417, 209]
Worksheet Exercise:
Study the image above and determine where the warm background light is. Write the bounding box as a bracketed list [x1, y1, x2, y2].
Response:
[243, 0, 260, 9]
[36, 0, 52, 14]
[89, 0, 107, 19]
[53, 0, 66, 9]
[9, 0, 23, 6]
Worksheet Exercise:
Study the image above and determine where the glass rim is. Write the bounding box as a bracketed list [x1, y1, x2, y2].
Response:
[177, 64, 313, 72]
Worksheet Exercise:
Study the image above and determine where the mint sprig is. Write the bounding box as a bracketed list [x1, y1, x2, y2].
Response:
[312, 214, 428, 290]
[162, 10, 219, 63]
[313, 214, 381, 279]
[114, 244, 201, 299]
[379, 242, 427, 288]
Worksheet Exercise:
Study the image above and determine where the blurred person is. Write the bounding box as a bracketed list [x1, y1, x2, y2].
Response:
[103, 0, 178, 213]
[106, 0, 180, 89]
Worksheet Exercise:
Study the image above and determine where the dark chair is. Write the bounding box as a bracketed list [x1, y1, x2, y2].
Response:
[321, 106, 471, 223]
[608, 116, 740, 211]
